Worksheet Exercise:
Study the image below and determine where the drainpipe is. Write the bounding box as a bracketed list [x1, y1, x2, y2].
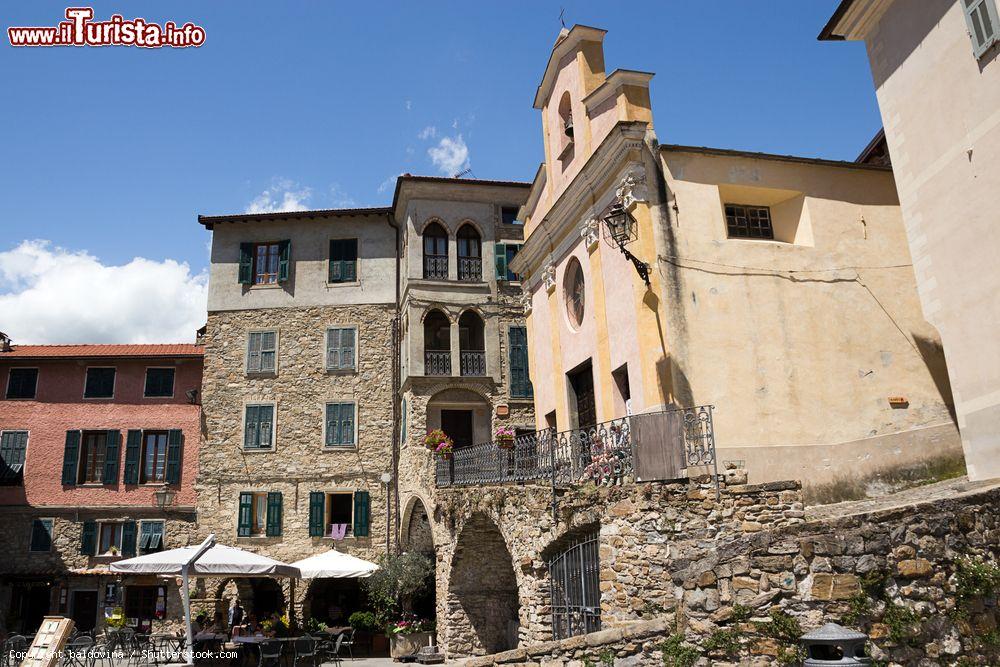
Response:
[387, 211, 402, 555]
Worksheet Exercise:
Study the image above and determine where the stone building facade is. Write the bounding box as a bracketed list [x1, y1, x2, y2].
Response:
[0, 344, 203, 636]
[196, 208, 398, 622]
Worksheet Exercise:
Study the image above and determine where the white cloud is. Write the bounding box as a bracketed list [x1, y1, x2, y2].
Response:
[0, 240, 208, 344]
[428, 134, 470, 176]
[245, 178, 312, 214]
[417, 126, 437, 140]
[378, 173, 403, 194]
[405, 100, 412, 111]
[328, 183, 356, 208]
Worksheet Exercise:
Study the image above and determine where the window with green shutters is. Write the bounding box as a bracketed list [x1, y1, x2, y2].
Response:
[80, 520, 97, 555]
[0, 430, 28, 486]
[121, 521, 138, 557]
[139, 521, 164, 554]
[239, 241, 291, 285]
[266, 492, 283, 537]
[965, 0, 1000, 58]
[30, 519, 53, 552]
[509, 326, 533, 398]
[143, 368, 175, 398]
[324, 402, 356, 448]
[6, 368, 38, 399]
[244, 405, 275, 450]
[84, 367, 116, 398]
[247, 331, 277, 374]
[237, 492, 254, 537]
[329, 239, 358, 283]
[326, 328, 357, 371]
[353, 490, 371, 537]
[494, 243, 522, 281]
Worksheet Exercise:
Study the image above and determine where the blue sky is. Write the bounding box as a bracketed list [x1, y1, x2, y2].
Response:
[0, 1, 879, 343]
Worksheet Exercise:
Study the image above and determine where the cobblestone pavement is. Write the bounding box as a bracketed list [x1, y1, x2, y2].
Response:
[805, 474, 1000, 521]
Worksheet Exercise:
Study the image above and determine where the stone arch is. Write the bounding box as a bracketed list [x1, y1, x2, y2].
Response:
[445, 512, 520, 656]
[401, 494, 435, 553]
[213, 578, 255, 626]
[418, 216, 451, 236]
[454, 218, 486, 238]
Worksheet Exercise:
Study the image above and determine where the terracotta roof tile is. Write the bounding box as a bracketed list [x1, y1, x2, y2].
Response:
[0, 344, 203, 359]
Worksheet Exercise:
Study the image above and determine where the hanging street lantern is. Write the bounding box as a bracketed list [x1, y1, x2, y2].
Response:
[602, 201, 650, 286]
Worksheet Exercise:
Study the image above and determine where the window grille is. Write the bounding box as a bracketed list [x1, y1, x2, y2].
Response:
[548, 530, 601, 640]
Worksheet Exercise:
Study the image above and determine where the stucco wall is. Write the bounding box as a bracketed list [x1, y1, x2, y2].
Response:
[205, 212, 396, 312]
[855, 0, 1000, 480]
[0, 357, 202, 507]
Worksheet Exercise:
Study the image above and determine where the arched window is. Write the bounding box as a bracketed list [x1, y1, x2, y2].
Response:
[423, 222, 448, 279]
[558, 92, 574, 141]
[423, 309, 451, 375]
[458, 311, 485, 376]
[456, 224, 482, 282]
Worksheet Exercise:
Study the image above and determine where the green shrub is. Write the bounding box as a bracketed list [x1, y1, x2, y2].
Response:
[659, 633, 699, 667]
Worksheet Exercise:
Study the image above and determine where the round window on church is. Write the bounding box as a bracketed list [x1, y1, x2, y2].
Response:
[564, 258, 585, 328]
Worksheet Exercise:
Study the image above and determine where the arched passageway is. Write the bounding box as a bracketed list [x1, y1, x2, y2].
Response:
[446, 513, 519, 656]
[402, 497, 436, 622]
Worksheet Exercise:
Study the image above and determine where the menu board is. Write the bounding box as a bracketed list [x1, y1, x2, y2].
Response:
[20, 616, 74, 667]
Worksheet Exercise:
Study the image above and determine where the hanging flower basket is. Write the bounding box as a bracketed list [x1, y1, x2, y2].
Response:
[434, 439, 454, 460]
[495, 426, 516, 450]
[423, 429, 449, 451]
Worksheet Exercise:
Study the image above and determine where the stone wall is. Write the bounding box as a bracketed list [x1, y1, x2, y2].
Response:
[197, 305, 396, 623]
[442, 482, 1000, 666]
[422, 469, 804, 657]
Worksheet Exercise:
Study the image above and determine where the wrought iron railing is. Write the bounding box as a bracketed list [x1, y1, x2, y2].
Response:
[423, 255, 448, 279]
[457, 257, 482, 281]
[435, 405, 716, 489]
[424, 350, 451, 376]
[459, 350, 486, 376]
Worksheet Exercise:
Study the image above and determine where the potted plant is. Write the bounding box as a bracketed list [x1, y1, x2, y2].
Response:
[388, 613, 435, 658]
[362, 552, 435, 658]
[495, 426, 516, 450]
[423, 429, 451, 452]
[433, 439, 453, 460]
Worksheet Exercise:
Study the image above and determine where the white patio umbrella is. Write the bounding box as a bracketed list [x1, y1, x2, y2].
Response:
[111, 535, 300, 666]
[290, 549, 379, 579]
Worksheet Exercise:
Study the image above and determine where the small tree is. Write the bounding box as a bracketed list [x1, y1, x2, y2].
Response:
[362, 552, 434, 629]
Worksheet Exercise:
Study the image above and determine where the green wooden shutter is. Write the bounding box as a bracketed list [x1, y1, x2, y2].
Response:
[343, 239, 358, 281]
[495, 243, 507, 280]
[309, 492, 325, 537]
[342, 403, 355, 446]
[341, 328, 356, 370]
[266, 491, 283, 537]
[121, 521, 138, 557]
[238, 243, 254, 285]
[509, 327, 533, 398]
[123, 430, 142, 485]
[277, 241, 291, 283]
[62, 430, 81, 486]
[237, 492, 253, 537]
[30, 520, 52, 552]
[80, 520, 97, 555]
[165, 429, 183, 484]
[329, 240, 343, 282]
[103, 430, 120, 484]
[244, 406, 258, 449]
[353, 490, 370, 537]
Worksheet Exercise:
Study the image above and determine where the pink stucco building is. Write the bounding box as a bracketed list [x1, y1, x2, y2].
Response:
[0, 341, 202, 635]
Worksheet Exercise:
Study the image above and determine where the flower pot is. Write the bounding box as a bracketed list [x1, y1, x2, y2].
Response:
[389, 631, 433, 658]
[436, 452, 452, 461]
[496, 437, 514, 450]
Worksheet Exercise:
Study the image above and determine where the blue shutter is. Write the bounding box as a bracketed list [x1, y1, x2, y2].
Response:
[309, 492, 325, 537]
[62, 431, 80, 486]
[237, 493, 253, 537]
[165, 429, 183, 484]
[238, 244, 253, 285]
[102, 430, 120, 484]
[266, 491, 282, 537]
[121, 521, 137, 557]
[277, 241, 291, 283]
[123, 430, 142, 485]
[353, 490, 370, 537]
[80, 520, 97, 555]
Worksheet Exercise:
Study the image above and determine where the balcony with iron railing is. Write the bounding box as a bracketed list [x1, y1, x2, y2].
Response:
[435, 405, 717, 490]
[423, 254, 449, 280]
[459, 350, 486, 376]
[424, 350, 451, 376]
[457, 257, 482, 282]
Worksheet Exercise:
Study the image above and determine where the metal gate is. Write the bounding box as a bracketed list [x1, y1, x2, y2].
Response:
[547, 530, 601, 640]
